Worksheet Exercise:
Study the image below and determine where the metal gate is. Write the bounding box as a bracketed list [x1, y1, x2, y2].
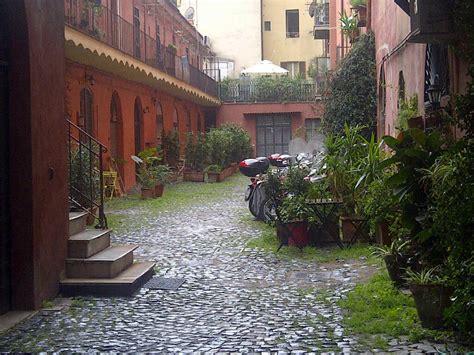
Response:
[256, 115, 292, 157]
[0, 0, 11, 315]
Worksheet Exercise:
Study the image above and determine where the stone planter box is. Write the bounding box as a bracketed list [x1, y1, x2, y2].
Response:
[183, 171, 204, 182]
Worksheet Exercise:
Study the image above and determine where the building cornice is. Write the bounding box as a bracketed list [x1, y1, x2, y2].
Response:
[64, 26, 220, 107]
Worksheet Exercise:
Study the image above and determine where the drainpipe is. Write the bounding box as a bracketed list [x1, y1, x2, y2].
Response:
[340, 0, 344, 59]
[260, 0, 264, 60]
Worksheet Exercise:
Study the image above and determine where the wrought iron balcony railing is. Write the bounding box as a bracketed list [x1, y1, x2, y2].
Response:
[64, 0, 218, 98]
[219, 78, 318, 103]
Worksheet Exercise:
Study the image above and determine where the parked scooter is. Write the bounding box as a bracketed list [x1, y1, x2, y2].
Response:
[239, 157, 270, 221]
[240, 152, 326, 223]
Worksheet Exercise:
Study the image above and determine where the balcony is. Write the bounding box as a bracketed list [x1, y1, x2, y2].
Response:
[219, 78, 317, 103]
[312, 1, 329, 40]
[64, 0, 217, 98]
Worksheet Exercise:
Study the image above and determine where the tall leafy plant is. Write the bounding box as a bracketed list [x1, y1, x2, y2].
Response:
[322, 33, 376, 137]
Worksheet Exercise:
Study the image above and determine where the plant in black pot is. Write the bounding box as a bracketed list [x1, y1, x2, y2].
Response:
[371, 239, 410, 287]
[405, 267, 454, 330]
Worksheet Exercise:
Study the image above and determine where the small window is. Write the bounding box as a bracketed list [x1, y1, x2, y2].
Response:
[264, 21, 272, 31]
[305, 119, 322, 142]
[286, 10, 299, 38]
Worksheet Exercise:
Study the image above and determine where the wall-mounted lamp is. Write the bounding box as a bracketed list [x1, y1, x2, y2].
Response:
[151, 97, 157, 106]
[143, 106, 150, 114]
[427, 84, 442, 110]
[85, 74, 95, 86]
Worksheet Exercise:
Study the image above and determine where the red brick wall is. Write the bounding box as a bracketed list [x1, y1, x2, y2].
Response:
[216, 102, 324, 156]
[66, 62, 206, 191]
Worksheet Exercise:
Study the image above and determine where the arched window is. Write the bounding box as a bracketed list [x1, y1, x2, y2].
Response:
[156, 103, 164, 145]
[134, 97, 143, 154]
[172, 107, 179, 132]
[110, 91, 122, 159]
[80, 88, 94, 136]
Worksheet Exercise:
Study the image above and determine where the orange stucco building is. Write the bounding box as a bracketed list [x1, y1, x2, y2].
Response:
[64, 0, 220, 191]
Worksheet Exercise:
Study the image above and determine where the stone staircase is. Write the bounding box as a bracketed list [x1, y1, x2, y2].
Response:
[60, 212, 154, 296]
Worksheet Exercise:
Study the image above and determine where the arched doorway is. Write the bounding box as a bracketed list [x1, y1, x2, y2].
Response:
[0, 0, 11, 315]
[80, 87, 94, 136]
[109, 91, 123, 161]
[172, 107, 179, 132]
[156, 103, 164, 146]
[134, 97, 143, 154]
[197, 114, 202, 133]
[186, 110, 192, 133]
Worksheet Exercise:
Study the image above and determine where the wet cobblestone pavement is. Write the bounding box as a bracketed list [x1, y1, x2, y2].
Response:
[0, 177, 457, 353]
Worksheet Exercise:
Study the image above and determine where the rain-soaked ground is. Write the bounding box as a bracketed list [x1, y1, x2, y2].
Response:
[0, 176, 458, 353]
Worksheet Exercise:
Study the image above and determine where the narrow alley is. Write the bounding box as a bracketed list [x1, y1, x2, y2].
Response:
[0, 176, 451, 353]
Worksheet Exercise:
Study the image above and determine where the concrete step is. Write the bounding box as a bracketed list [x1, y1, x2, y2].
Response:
[60, 261, 155, 296]
[69, 211, 89, 236]
[68, 229, 111, 259]
[66, 245, 137, 279]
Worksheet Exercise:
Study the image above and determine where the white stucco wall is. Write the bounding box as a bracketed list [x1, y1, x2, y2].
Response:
[178, 0, 262, 78]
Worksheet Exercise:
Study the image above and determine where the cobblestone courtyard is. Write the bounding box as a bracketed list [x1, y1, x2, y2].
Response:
[0, 176, 455, 353]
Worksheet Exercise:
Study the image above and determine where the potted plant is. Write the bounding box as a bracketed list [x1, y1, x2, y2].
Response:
[184, 132, 207, 182]
[340, 11, 360, 43]
[162, 130, 180, 167]
[152, 164, 172, 198]
[406, 267, 454, 329]
[371, 239, 410, 287]
[132, 147, 161, 199]
[276, 196, 312, 248]
[204, 164, 222, 183]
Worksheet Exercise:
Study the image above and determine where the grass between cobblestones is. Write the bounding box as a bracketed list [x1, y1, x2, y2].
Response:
[105, 174, 248, 234]
[242, 214, 377, 264]
[338, 271, 466, 351]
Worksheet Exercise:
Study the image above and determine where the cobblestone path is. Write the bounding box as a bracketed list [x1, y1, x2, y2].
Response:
[0, 177, 449, 353]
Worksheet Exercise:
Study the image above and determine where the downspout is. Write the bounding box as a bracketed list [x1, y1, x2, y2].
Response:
[260, 0, 264, 60]
[340, 0, 344, 59]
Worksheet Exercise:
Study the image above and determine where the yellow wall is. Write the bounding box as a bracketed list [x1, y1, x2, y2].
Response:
[263, 0, 325, 77]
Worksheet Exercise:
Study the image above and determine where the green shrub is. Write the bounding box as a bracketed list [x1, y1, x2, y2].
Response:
[322, 33, 376, 137]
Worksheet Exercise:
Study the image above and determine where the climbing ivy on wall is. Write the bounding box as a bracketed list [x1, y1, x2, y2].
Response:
[322, 33, 376, 137]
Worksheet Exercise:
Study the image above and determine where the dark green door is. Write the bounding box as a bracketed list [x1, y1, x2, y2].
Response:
[0, 0, 11, 315]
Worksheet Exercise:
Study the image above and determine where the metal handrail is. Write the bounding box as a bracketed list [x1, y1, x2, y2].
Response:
[67, 119, 108, 229]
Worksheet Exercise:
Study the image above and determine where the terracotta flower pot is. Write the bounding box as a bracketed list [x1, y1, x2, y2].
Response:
[154, 184, 164, 198]
[409, 284, 453, 329]
[141, 187, 154, 199]
[277, 221, 310, 248]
